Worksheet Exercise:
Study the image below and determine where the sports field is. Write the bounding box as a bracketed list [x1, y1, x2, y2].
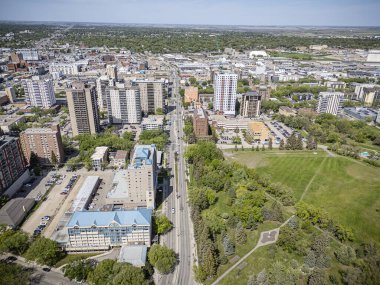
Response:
[224, 149, 380, 245]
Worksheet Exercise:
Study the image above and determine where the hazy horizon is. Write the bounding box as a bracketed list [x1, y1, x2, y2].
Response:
[0, 0, 380, 27]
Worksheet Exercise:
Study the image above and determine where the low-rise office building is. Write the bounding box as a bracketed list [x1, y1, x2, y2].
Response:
[66, 209, 152, 251]
[68, 176, 100, 213]
[141, 115, 164, 130]
[247, 121, 271, 143]
[91, 146, 109, 171]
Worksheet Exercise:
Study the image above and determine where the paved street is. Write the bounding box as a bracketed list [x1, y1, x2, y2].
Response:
[158, 70, 196, 285]
[1, 254, 77, 285]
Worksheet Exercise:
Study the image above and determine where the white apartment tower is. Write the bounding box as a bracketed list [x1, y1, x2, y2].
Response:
[106, 85, 142, 124]
[22, 76, 56, 108]
[213, 73, 238, 115]
[316, 92, 344, 115]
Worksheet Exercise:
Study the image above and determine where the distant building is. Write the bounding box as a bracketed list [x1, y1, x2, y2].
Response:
[240, 92, 261, 118]
[113, 150, 129, 168]
[20, 125, 64, 165]
[213, 73, 238, 115]
[0, 198, 35, 228]
[91, 147, 108, 171]
[184, 86, 199, 103]
[0, 92, 9, 105]
[247, 122, 270, 143]
[5, 87, 16, 103]
[193, 108, 209, 137]
[316, 92, 344, 115]
[291, 93, 314, 101]
[344, 107, 378, 121]
[249, 51, 269, 58]
[325, 81, 346, 90]
[106, 144, 157, 209]
[66, 209, 152, 251]
[106, 85, 142, 124]
[0, 136, 27, 194]
[49, 62, 79, 75]
[66, 82, 100, 136]
[106, 65, 118, 81]
[141, 115, 164, 130]
[134, 80, 165, 115]
[258, 85, 270, 102]
[367, 50, 380, 63]
[17, 49, 39, 61]
[279, 106, 297, 117]
[22, 76, 56, 108]
[0, 114, 26, 134]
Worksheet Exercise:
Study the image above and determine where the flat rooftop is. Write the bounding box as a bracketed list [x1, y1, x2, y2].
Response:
[107, 170, 129, 199]
[69, 176, 99, 213]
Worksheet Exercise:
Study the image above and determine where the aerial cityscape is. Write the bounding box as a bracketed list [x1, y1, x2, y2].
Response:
[0, 0, 380, 285]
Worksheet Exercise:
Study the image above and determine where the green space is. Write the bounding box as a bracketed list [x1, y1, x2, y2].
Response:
[224, 149, 380, 245]
[54, 253, 98, 268]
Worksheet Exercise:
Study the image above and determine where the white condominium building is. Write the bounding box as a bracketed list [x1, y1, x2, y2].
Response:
[66, 209, 152, 251]
[49, 62, 79, 75]
[316, 92, 344, 115]
[22, 76, 56, 108]
[213, 73, 238, 116]
[106, 85, 142, 124]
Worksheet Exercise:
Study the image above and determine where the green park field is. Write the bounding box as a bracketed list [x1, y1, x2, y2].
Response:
[224, 149, 380, 245]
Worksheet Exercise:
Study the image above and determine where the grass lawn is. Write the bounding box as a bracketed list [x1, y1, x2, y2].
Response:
[54, 253, 99, 268]
[224, 149, 380, 245]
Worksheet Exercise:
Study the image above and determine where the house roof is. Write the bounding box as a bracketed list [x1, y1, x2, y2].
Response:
[0, 198, 35, 227]
[66, 209, 152, 228]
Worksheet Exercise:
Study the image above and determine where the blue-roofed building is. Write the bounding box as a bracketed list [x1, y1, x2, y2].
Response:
[65, 209, 152, 251]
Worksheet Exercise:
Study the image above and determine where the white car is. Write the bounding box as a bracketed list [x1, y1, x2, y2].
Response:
[171, 208, 175, 214]
[40, 221, 48, 226]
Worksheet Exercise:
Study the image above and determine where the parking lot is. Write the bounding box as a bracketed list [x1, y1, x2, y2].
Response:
[265, 121, 295, 143]
[46, 169, 115, 240]
[21, 167, 116, 240]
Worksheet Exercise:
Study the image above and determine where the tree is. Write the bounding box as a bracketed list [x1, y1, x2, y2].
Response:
[335, 245, 356, 265]
[64, 259, 94, 282]
[256, 145, 260, 151]
[111, 263, 148, 285]
[0, 262, 32, 285]
[24, 237, 62, 266]
[154, 215, 173, 235]
[0, 229, 29, 255]
[87, 259, 116, 285]
[261, 144, 265, 151]
[268, 138, 273, 150]
[51, 151, 58, 167]
[279, 139, 285, 150]
[223, 234, 235, 256]
[308, 269, 327, 285]
[235, 222, 247, 244]
[148, 244, 176, 274]
[189, 77, 197, 85]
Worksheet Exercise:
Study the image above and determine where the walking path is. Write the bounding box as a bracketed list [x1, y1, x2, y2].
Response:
[299, 156, 327, 201]
[211, 215, 294, 285]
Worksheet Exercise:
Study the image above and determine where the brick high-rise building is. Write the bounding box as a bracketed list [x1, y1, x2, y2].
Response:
[240, 91, 261, 118]
[66, 82, 100, 137]
[193, 108, 209, 137]
[0, 135, 27, 194]
[20, 125, 64, 165]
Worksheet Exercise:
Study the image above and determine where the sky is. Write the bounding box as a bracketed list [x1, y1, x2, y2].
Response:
[0, 0, 379, 26]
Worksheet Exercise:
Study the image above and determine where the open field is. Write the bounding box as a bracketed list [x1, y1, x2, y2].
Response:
[224, 149, 380, 245]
